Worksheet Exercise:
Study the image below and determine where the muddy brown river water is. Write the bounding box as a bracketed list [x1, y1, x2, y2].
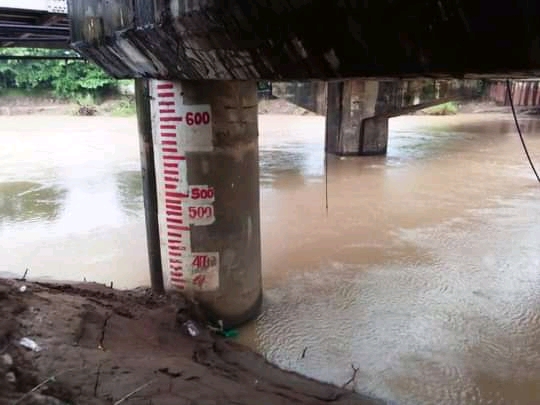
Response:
[0, 113, 539, 404]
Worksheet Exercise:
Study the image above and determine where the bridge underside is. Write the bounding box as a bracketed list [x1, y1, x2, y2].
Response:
[0, 4, 69, 49]
[69, 0, 540, 80]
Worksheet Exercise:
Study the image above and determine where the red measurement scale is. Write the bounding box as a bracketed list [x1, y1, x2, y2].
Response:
[151, 81, 219, 292]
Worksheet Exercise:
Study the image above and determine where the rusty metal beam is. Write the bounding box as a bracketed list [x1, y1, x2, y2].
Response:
[0, 4, 69, 48]
[0, 23, 69, 35]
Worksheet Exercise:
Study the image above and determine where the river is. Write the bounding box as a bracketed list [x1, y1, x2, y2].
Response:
[0, 112, 539, 404]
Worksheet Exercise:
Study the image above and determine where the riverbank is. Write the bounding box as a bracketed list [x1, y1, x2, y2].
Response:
[0, 95, 135, 117]
[0, 277, 385, 405]
[0, 95, 316, 117]
[416, 100, 540, 116]
[1, 95, 538, 118]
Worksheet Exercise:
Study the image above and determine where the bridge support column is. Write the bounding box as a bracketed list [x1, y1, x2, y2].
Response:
[361, 116, 389, 155]
[325, 79, 389, 156]
[135, 79, 165, 295]
[143, 79, 262, 328]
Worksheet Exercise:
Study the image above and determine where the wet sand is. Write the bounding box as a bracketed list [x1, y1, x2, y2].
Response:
[0, 278, 384, 405]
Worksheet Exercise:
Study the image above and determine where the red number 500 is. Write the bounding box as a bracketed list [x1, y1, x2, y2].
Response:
[188, 206, 213, 219]
[191, 187, 215, 200]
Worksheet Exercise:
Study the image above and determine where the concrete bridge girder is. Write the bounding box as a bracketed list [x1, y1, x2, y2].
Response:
[67, 1, 540, 80]
[323, 78, 481, 156]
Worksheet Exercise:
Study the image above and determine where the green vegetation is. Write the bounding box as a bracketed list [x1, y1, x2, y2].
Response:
[421, 101, 459, 115]
[0, 87, 54, 98]
[0, 48, 118, 98]
[109, 98, 136, 116]
[0, 48, 137, 116]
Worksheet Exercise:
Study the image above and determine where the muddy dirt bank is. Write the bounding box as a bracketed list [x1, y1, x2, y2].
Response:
[0, 96, 313, 117]
[2, 96, 535, 118]
[0, 278, 386, 405]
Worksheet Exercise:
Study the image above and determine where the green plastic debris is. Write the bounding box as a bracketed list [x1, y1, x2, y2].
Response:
[207, 320, 239, 339]
[219, 328, 239, 338]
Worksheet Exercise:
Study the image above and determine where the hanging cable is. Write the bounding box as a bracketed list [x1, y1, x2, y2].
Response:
[505, 79, 540, 183]
[324, 151, 329, 215]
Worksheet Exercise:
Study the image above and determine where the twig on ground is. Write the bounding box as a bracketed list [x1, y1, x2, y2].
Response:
[16, 268, 29, 282]
[113, 379, 155, 405]
[14, 368, 79, 404]
[93, 363, 102, 397]
[301, 347, 307, 359]
[98, 313, 112, 350]
[341, 364, 360, 389]
[0, 342, 9, 355]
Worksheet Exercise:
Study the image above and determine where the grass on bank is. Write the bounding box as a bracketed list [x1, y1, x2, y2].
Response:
[109, 98, 136, 117]
[421, 101, 459, 115]
[73, 95, 136, 117]
[0, 87, 137, 117]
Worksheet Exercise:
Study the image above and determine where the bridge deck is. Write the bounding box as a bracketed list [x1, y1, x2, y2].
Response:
[68, 0, 540, 80]
[3, 1, 540, 80]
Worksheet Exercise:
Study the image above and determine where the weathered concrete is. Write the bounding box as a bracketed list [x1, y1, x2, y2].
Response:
[149, 80, 262, 328]
[67, 0, 540, 80]
[361, 116, 389, 156]
[183, 81, 262, 328]
[325, 79, 481, 156]
[135, 79, 164, 294]
[325, 80, 384, 155]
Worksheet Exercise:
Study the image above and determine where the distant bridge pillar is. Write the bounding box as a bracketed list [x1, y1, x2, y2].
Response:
[325, 79, 389, 156]
[137, 79, 262, 328]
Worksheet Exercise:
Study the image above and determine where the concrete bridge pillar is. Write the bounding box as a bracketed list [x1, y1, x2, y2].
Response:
[325, 79, 389, 156]
[137, 79, 262, 328]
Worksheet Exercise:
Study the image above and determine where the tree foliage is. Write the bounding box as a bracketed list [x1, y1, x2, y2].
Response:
[0, 48, 118, 98]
